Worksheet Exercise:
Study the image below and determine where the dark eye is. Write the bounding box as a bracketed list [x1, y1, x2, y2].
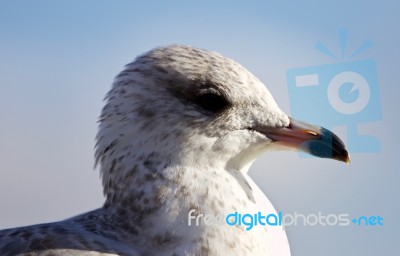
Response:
[194, 93, 229, 113]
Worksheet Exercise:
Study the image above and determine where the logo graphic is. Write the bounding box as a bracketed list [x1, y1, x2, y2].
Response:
[287, 29, 381, 153]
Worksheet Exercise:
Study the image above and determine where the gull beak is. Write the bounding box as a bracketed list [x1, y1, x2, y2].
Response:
[256, 118, 350, 163]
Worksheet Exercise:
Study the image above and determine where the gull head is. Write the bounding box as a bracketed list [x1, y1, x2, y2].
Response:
[95, 45, 349, 201]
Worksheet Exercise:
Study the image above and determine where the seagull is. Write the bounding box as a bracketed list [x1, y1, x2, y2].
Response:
[0, 45, 349, 256]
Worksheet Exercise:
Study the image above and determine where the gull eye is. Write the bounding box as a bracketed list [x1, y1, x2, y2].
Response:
[195, 92, 229, 113]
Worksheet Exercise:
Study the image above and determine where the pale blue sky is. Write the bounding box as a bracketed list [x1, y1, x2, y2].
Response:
[0, 1, 399, 255]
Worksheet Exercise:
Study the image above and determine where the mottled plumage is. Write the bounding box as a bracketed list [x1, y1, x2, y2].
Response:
[0, 45, 349, 256]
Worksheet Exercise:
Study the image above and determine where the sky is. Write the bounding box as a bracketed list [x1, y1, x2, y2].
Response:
[0, 1, 399, 255]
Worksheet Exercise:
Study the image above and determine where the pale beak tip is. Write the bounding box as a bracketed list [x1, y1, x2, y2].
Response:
[345, 155, 351, 165]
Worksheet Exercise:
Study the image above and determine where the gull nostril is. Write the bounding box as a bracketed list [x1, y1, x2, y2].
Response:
[306, 130, 318, 136]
